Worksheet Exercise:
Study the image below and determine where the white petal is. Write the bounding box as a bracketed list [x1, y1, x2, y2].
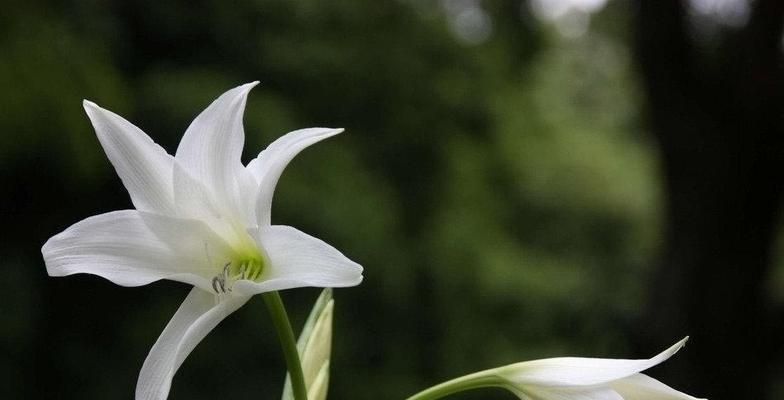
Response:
[249, 127, 344, 226]
[136, 288, 248, 400]
[172, 160, 222, 221]
[172, 160, 258, 248]
[236, 161, 261, 224]
[514, 385, 624, 400]
[83, 101, 176, 215]
[233, 225, 362, 295]
[501, 338, 689, 387]
[42, 210, 229, 291]
[175, 82, 258, 222]
[610, 374, 707, 400]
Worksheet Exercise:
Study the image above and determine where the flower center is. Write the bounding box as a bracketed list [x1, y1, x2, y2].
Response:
[211, 255, 265, 294]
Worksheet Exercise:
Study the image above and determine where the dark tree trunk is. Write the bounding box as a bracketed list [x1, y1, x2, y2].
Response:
[634, 1, 784, 398]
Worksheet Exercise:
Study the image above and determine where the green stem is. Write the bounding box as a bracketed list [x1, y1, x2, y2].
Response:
[263, 291, 309, 400]
[405, 370, 503, 400]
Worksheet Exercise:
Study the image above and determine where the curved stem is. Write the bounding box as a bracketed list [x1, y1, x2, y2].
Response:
[263, 291, 309, 400]
[405, 370, 502, 400]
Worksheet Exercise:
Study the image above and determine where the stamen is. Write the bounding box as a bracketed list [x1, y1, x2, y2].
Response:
[211, 258, 263, 294]
[211, 262, 233, 294]
[211, 275, 225, 293]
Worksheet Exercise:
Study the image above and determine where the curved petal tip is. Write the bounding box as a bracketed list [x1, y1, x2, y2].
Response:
[671, 336, 689, 352]
[241, 81, 260, 91]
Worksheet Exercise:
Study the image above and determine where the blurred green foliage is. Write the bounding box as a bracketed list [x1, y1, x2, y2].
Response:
[0, 1, 685, 399]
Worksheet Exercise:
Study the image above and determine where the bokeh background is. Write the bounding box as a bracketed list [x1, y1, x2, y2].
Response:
[1, 0, 783, 399]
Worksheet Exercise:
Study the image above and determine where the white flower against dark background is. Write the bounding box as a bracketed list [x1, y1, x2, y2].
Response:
[42, 82, 363, 400]
[497, 337, 705, 400]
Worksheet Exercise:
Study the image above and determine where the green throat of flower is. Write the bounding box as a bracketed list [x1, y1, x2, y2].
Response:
[211, 255, 265, 294]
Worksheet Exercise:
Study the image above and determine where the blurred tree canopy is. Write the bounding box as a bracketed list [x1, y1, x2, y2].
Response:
[0, 0, 781, 399]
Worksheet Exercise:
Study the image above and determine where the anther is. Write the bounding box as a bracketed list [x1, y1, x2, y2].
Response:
[211, 276, 225, 293]
[211, 262, 233, 294]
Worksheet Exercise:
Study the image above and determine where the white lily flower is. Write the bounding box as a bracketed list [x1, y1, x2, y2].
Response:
[41, 82, 363, 400]
[282, 288, 334, 400]
[407, 338, 704, 400]
[497, 337, 705, 400]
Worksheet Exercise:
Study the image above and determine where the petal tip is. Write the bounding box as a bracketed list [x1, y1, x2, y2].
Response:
[313, 127, 345, 141]
[239, 81, 260, 92]
[650, 337, 691, 366]
[217, 81, 259, 108]
[676, 336, 689, 349]
[82, 100, 109, 122]
[346, 265, 364, 287]
[82, 99, 99, 111]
